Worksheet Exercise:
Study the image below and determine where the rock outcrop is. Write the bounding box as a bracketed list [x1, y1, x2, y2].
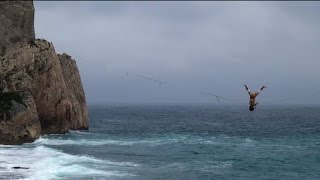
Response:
[0, 1, 88, 144]
[58, 53, 89, 130]
[0, 91, 40, 145]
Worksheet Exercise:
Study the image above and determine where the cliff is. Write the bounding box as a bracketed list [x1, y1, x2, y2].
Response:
[0, 1, 35, 55]
[0, 91, 40, 144]
[58, 53, 88, 130]
[0, 1, 88, 144]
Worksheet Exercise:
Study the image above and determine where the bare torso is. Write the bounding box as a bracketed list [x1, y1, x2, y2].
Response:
[244, 85, 266, 108]
[249, 92, 259, 106]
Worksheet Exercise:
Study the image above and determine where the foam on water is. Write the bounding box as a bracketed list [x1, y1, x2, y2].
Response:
[36, 134, 256, 148]
[2, 105, 320, 180]
[0, 133, 254, 179]
[199, 161, 233, 172]
[0, 143, 137, 180]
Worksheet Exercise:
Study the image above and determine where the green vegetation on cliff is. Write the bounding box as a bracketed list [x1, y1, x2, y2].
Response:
[0, 91, 25, 120]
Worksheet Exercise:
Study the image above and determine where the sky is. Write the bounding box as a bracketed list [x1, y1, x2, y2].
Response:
[34, 1, 320, 105]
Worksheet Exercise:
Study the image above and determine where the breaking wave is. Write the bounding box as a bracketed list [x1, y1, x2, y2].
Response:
[0, 144, 138, 180]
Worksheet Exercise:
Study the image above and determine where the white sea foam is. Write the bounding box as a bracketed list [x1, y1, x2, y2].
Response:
[37, 134, 216, 147]
[200, 160, 233, 172]
[34, 134, 256, 148]
[0, 144, 137, 180]
[68, 130, 92, 135]
[157, 160, 233, 173]
[35, 136, 175, 147]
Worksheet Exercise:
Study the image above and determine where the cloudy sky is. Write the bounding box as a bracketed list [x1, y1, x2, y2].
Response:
[34, 1, 320, 105]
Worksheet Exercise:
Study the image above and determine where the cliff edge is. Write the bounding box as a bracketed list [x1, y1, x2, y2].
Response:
[0, 1, 89, 144]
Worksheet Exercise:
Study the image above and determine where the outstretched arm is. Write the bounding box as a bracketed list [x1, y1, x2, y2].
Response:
[257, 85, 266, 94]
[244, 84, 251, 94]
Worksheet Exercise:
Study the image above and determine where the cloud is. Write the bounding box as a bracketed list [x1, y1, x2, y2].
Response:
[34, 1, 320, 104]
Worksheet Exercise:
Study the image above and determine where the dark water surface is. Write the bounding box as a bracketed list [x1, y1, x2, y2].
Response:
[1, 105, 320, 179]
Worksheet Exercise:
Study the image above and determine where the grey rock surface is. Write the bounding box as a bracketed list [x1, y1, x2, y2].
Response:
[0, 1, 35, 56]
[0, 1, 89, 144]
[0, 91, 41, 145]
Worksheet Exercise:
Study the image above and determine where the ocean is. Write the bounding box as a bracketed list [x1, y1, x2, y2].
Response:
[0, 105, 320, 180]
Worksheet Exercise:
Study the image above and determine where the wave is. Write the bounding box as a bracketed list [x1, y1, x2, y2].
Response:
[35, 134, 257, 148]
[0, 145, 138, 180]
[199, 161, 233, 172]
[156, 160, 233, 173]
[68, 130, 92, 135]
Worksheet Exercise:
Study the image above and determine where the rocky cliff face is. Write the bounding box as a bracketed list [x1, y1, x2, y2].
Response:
[0, 1, 35, 56]
[58, 53, 89, 130]
[0, 1, 88, 144]
[0, 91, 40, 145]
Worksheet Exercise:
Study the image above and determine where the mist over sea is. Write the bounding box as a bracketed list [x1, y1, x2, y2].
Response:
[1, 105, 320, 179]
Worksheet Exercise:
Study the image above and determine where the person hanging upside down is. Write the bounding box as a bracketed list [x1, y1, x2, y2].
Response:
[244, 85, 266, 111]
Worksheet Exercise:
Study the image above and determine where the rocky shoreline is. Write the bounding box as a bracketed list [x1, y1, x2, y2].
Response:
[0, 1, 88, 144]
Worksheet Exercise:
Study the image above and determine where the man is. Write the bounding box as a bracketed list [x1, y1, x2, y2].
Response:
[244, 85, 266, 111]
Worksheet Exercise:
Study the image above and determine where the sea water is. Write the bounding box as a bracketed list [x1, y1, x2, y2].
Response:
[0, 105, 320, 180]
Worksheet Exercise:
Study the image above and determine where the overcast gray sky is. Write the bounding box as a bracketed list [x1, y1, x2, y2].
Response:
[34, 1, 320, 105]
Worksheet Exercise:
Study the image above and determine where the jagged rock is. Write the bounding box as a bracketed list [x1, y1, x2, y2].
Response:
[12, 167, 29, 169]
[58, 53, 89, 130]
[0, 1, 89, 144]
[1, 39, 89, 134]
[0, 91, 41, 145]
